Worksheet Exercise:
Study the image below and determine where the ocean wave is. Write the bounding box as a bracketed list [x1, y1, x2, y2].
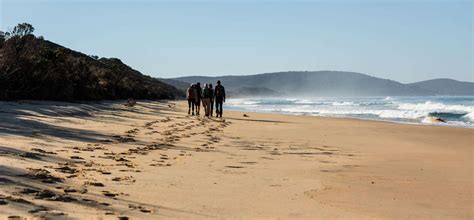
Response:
[377, 110, 425, 119]
[277, 108, 424, 119]
[359, 101, 393, 106]
[463, 112, 474, 121]
[332, 101, 356, 106]
[227, 99, 260, 105]
[397, 101, 473, 113]
[428, 112, 467, 119]
[226, 97, 474, 127]
[294, 99, 316, 104]
[258, 103, 472, 120]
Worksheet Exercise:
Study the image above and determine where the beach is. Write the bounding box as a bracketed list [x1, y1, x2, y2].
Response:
[0, 100, 472, 219]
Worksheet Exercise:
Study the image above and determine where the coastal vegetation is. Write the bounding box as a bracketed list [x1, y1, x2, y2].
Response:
[0, 23, 182, 101]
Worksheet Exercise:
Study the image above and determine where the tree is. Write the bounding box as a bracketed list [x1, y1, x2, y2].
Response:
[0, 31, 5, 42]
[10, 23, 35, 37]
[0, 31, 9, 46]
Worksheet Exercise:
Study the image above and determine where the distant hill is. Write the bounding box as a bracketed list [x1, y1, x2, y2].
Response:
[0, 34, 182, 101]
[408, 79, 474, 95]
[169, 71, 473, 97]
[159, 78, 281, 97]
[233, 87, 281, 97]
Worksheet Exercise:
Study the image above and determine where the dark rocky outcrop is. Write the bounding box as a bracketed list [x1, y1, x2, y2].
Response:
[0, 35, 183, 101]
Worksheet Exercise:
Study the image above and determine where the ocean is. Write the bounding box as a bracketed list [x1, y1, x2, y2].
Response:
[226, 96, 474, 127]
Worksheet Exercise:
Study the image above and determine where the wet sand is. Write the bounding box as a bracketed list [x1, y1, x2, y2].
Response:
[0, 100, 472, 219]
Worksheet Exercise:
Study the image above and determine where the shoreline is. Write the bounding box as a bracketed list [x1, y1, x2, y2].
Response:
[225, 96, 474, 128]
[0, 100, 472, 219]
[226, 108, 474, 129]
[3, 99, 472, 129]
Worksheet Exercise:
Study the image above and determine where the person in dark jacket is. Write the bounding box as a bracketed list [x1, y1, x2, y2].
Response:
[208, 83, 214, 117]
[195, 82, 202, 116]
[186, 84, 197, 115]
[213, 80, 226, 118]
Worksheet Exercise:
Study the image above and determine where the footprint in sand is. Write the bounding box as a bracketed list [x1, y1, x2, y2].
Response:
[320, 169, 342, 173]
[342, 164, 361, 168]
[102, 191, 118, 197]
[20, 152, 41, 160]
[260, 156, 274, 160]
[129, 204, 153, 213]
[239, 161, 258, 165]
[20, 188, 77, 202]
[126, 128, 140, 134]
[115, 157, 130, 162]
[22, 168, 63, 184]
[160, 117, 172, 123]
[145, 120, 159, 127]
[70, 156, 84, 160]
[31, 148, 56, 155]
[28, 206, 48, 214]
[74, 146, 98, 152]
[112, 176, 136, 183]
[63, 188, 78, 193]
[225, 165, 245, 169]
[209, 136, 220, 143]
[113, 135, 136, 143]
[55, 165, 78, 174]
[84, 181, 104, 187]
[139, 207, 153, 213]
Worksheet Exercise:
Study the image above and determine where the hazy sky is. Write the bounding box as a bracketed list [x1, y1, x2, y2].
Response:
[1, 0, 472, 82]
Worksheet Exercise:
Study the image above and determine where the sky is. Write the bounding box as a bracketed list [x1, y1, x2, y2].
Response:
[0, 0, 472, 83]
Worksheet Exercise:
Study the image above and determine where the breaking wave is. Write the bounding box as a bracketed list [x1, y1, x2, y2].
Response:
[227, 97, 474, 127]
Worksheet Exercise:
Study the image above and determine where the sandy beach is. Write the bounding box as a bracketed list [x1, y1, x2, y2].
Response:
[0, 100, 472, 219]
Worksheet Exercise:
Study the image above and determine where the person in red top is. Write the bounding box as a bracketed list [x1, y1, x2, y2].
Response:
[186, 84, 197, 115]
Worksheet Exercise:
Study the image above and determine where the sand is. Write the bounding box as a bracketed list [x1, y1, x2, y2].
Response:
[0, 100, 472, 219]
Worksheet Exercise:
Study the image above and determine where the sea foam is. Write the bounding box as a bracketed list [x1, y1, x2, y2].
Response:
[226, 97, 474, 127]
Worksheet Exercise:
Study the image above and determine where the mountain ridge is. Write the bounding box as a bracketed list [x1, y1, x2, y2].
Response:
[408, 78, 474, 95]
[168, 71, 473, 97]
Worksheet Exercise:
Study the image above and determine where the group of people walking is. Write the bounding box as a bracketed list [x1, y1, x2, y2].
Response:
[186, 80, 226, 117]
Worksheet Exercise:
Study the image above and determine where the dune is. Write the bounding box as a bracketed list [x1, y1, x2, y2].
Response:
[0, 100, 472, 219]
